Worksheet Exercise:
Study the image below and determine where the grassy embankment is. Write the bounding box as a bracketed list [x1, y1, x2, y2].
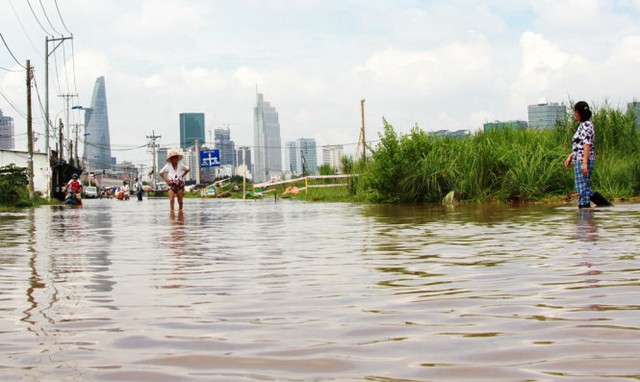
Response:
[355, 101, 639, 204]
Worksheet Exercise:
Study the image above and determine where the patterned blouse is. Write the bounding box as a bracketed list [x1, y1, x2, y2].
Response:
[572, 121, 596, 161]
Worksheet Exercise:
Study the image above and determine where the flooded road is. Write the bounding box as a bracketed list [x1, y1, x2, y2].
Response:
[1, 198, 639, 381]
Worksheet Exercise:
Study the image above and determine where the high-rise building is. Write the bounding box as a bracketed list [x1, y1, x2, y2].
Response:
[253, 93, 282, 182]
[214, 126, 236, 168]
[628, 101, 640, 128]
[322, 145, 344, 172]
[236, 146, 252, 178]
[286, 138, 317, 176]
[0, 109, 15, 150]
[527, 102, 565, 129]
[179, 113, 205, 150]
[284, 141, 297, 175]
[297, 138, 317, 175]
[83, 76, 112, 170]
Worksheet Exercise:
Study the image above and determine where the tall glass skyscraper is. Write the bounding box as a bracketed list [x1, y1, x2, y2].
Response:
[83, 76, 112, 170]
[180, 113, 205, 149]
[253, 93, 281, 182]
[0, 109, 15, 150]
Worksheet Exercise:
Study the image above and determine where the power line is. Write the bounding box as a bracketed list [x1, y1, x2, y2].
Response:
[8, 0, 44, 59]
[0, 33, 27, 69]
[54, 0, 73, 35]
[26, 0, 53, 35]
[38, 0, 63, 36]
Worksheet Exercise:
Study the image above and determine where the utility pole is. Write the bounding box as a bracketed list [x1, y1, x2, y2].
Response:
[146, 130, 161, 190]
[58, 93, 77, 161]
[45, 36, 72, 196]
[44, 36, 73, 198]
[58, 119, 64, 163]
[356, 99, 366, 162]
[72, 123, 84, 167]
[195, 139, 201, 186]
[26, 60, 34, 199]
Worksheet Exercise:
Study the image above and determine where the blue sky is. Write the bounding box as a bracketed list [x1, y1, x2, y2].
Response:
[1, 0, 640, 166]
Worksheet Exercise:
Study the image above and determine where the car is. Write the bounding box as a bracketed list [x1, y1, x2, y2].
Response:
[84, 186, 98, 199]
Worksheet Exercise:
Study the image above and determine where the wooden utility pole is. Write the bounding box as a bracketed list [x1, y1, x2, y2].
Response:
[356, 99, 366, 162]
[26, 60, 34, 199]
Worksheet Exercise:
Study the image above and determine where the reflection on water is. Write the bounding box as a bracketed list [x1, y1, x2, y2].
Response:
[0, 199, 639, 381]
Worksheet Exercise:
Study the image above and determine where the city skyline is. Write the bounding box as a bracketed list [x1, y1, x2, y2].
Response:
[1, 1, 640, 170]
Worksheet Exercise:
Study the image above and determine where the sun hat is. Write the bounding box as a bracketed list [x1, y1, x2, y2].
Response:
[166, 148, 183, 162]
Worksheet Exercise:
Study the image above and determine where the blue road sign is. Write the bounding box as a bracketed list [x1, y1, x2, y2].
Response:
[200, 149, 221, 168]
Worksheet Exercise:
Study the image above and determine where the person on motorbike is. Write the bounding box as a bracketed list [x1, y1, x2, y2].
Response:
[63, 173, 83, 205]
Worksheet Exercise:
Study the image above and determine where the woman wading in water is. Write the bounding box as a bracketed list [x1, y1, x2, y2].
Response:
[564, 101, 611, 208]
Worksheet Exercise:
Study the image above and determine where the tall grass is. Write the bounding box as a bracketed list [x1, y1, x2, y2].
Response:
[357, 102, 639, 203]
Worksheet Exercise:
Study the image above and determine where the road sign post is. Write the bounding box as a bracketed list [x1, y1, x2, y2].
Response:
[200, 149, 221, 168]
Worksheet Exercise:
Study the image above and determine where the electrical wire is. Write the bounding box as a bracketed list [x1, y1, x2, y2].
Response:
[26, 0, 54, 35]
[54, 0, 73, 35]
[0, 33, 27, 69]
[7, 0, 44, 60]
[38, 0, 63, 36]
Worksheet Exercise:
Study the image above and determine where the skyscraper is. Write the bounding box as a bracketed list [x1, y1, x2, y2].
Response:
[180, 113, 205, 149]
[214, 126, 235, 167]
[83, 76, 112, 170]
[284, 141, 297, 175]
[527, 102, 565, 129]
[285, 138, 318, 176]
[236, 146, 252, 176]
[0, 109, 15, 150]
[253, 93, 282, 182]
[297, 138, 317, 175]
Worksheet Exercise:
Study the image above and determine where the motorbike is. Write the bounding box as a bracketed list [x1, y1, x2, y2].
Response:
[64, 192, 82, 206]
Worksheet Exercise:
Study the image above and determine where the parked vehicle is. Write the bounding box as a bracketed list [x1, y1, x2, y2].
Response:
[84, 186, 98, 199]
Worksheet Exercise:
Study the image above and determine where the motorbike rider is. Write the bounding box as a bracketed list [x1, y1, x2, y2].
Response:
[63, 173, 83, 204]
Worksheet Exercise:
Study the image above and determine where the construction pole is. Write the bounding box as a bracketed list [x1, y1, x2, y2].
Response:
[360, 99, 366, 162]
[26, 60, 34, 199]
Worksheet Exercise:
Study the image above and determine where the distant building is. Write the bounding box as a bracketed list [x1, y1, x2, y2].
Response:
[434, 129, 471, 138]
[0, 109, 15, 150]
[528, 102, 565, 129]
[284, 141, 297, 175]
[179, 113, 205, 150]
[322, 145, 344, 173]
[483, 120, 528, 132]
[83, 76, 112, 171]
[628, 101, 640, 128]
[236, 146, 252, 179]
[214, 126, 236, 168]
[285, 138, 317, 176]
[253, 93, 282, 182]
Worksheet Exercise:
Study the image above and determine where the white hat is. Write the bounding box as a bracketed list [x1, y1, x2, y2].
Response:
[166, 149, 183, 162]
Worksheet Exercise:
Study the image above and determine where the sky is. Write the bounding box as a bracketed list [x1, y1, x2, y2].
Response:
[1, 0, 640, 167]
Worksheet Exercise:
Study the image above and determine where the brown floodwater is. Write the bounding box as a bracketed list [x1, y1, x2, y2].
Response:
[1, 198, 639, 381]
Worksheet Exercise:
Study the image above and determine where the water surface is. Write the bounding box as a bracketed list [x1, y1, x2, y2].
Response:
[1, 198, 639, 381]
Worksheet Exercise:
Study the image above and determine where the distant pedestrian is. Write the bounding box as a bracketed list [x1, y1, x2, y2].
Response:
[159, 149, 190, 211]
[135, 178, 143, 201]
[564, 101, 611, 208]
